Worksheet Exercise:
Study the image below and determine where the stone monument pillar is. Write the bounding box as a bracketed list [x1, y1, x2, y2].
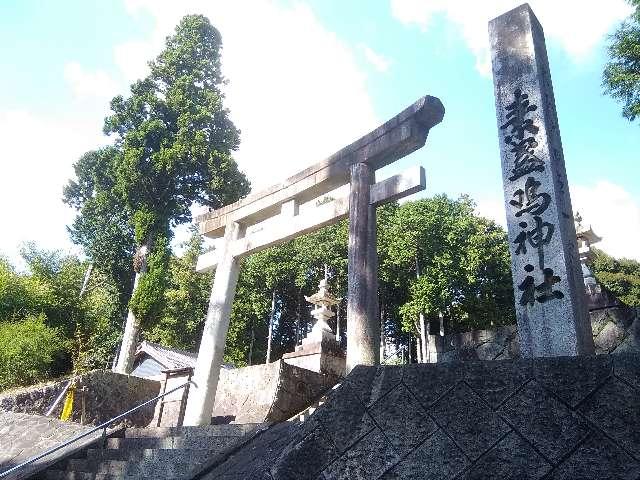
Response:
[283, 279, 346, 377]
[489, 4, 594, 357]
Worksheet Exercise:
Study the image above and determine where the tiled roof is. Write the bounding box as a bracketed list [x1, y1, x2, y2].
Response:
[135, 341, 197, 370]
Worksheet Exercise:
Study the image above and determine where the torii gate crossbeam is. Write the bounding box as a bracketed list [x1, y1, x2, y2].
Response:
[182, 95, 444, 426]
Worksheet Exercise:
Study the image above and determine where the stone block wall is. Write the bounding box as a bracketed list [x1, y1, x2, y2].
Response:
[205, 354, 640, 479]
[212, 360, 338, 424]
[427, 324, 520, 363]
[428, 305, 639, 363]
[0, 370, 160, 427]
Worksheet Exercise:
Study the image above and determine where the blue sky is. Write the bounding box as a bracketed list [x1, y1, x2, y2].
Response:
[1, 0, 639, 265]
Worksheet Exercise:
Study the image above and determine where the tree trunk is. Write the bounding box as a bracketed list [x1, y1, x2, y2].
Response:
[439, 311, 445, 337]
[266, 289, 276, 363]
[114, 242, 150, 374]
[248, 318, 255, 366]
[379, 300, 386, 363]
[79, 263, 93, 299]
[419, 312, 429, 363]
[335, 300, 341, 343]
[295, 288, 302, 346]
[415, 255, 428, 364]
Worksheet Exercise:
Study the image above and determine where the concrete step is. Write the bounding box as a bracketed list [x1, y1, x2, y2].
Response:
[85, 447, 215, 463]
[66, 459, 127, 475]
[46, 470, 176, 480]
[124, 423, 259, 439]
[106, 434, 240, 451]
[45, 470, 122, 480]
[42, 423, 263, 480]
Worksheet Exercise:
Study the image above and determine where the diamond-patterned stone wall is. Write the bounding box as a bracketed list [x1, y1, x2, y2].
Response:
[204, 354, 640, 479]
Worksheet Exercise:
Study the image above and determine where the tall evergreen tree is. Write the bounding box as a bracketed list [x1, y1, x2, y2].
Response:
[65, 15, 250, 373]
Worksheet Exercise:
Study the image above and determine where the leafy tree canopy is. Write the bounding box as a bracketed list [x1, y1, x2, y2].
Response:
[603, 0, 640, 121]
[590, 247, 640, 306]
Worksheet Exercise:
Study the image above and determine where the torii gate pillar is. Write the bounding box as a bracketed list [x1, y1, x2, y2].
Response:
[347, 163, 379, 372]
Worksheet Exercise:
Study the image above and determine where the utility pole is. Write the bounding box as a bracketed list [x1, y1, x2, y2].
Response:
[266, 290, 276, 363]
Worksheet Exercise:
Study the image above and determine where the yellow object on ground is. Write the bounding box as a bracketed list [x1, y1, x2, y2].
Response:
[60, 387, 75, 421]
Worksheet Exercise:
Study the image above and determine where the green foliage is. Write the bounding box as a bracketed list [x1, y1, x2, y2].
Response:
[103, 14, 250, 233]
[590, 248, 640, 306]
[386, 195, 514, 335]
[0, 257, 55, 320]
[132, 208, 162, 246]
[145, 231, 213, 349]
[63, 148, 135, 305]
[130, 235, 171, 328]
[0, 315, 66, 390]
[603, 0, 640, 121]
[0, 248, 123, 381]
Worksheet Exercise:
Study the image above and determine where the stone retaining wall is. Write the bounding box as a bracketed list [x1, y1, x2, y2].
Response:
[427, 305, 639, 363]
[205, 353, 640, 479]
[0, 370, 160, 427]
[212, 360, 338, 424]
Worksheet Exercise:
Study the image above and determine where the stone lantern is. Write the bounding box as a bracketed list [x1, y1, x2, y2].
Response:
[282, 279, 345, 377]
[575, 212, 602, 295]
[574, 212, 623, 310]
[302, 279, 340, 344]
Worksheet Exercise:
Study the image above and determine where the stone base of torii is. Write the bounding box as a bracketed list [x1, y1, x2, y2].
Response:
[181, 96, 445, 426]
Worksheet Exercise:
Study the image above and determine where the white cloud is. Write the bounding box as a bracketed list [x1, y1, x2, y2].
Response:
[64, 62, 119, 101]
[571, 181, 640, 261]
[475, 181, 640, 262]
[1, 0, 379, 265]
[0, 109, 106, 264]
[358, 43, 392, 72]
[390, 0, 633, 75]
[118, 0, 378, 190]
[475, 196, 507, 228]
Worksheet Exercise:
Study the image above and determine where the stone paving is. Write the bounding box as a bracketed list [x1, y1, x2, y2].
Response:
[204, 354, 640, 479]
[0, 411, 98, 479]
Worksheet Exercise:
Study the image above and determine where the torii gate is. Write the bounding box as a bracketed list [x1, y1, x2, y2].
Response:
[182, 95, 445, 426]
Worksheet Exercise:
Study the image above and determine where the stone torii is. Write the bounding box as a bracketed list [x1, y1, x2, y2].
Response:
[182, 95, 445, 426]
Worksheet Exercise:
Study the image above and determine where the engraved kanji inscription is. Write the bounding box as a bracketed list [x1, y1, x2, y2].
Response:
[518, 264, 565, 306]
[536, 268, 565, 303]
[508, 138, 545, 181]
[501, 88, 538, 140]
[512, 216, 554, 258]
[510, 176, 551, 217]
[518, 264, 537, 306]
[500, 89, 545, 181]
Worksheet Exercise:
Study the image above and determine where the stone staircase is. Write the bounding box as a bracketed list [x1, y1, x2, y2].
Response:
[291, 392, 330, 423]
[38, 423, 262, 480]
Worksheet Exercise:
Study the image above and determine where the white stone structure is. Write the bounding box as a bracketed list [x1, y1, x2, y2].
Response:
[283, 280, 345, 376]
[490, 4, 594, 357]
[575, 212, 602, 294]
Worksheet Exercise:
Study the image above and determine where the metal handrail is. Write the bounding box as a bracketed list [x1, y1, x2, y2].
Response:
[0, 380, 194, 478]
[45, 378, 74, 417]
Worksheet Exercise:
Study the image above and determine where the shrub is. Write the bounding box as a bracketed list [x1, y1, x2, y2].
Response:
[0, 314, 66, 390]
